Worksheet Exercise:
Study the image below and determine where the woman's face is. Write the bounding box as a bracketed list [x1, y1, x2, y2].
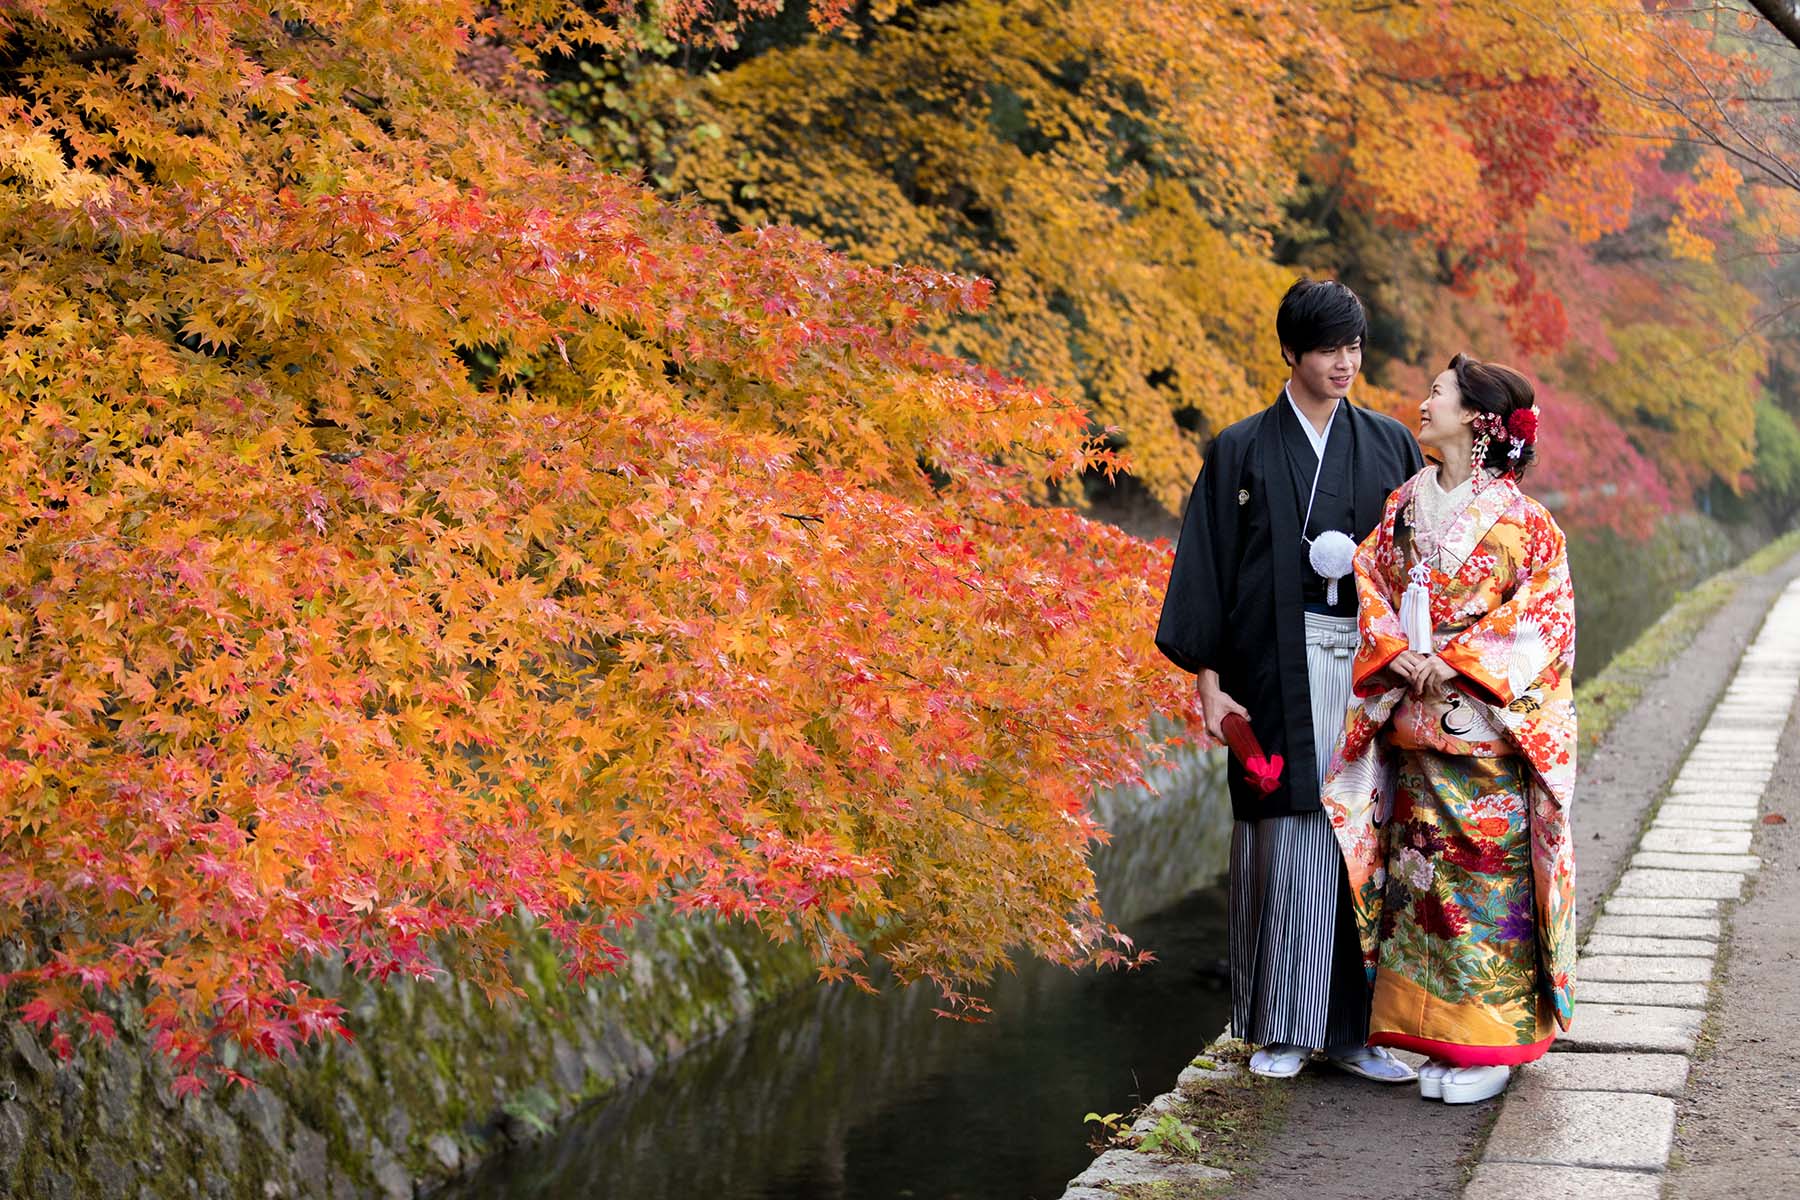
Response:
[1417, 368, 1473, 452]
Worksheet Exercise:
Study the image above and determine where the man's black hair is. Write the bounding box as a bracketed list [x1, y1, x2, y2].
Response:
[1275, 277, 1368, 363]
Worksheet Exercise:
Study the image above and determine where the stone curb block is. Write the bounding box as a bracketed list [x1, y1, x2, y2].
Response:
[1602, 897, 1720, 917]
[1591, 913, 1713, 942]
[1651, 817, 1757, 831]
[1482, 1089, 1676, 1170]
[1578, 955, 1712, 983]
[1556, 1004, 1703, 1053]
[1517, 1052, 1689, 1097]
[1637, 830, 1752, 854]
[1579, 981, 1710, 1008]
[1465, 1163, 1662, 1199]
[1657, 793, 1764, 809]
[1588, 913, 1721, 940]
[1611, 868, 1746, 900]
[1581, 934, 1718, 958]
[1629, 851, 1762, 873]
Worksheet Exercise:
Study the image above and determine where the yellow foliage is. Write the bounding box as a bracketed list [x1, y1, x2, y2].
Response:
[1569, 266, 1764, 488]
[558, 0, 1771, 512]
[0, 0, 1207, 1078]
[562, 1, 1329, 509]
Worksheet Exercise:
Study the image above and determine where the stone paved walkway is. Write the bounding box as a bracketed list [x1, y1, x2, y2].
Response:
[1465, 575, 1800, 1199]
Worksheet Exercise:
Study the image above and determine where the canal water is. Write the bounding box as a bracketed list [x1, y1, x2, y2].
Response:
[448, 515, 1754, 1200]
[450, 887, 1232, 1200]
[449, 745, 1237, 1200]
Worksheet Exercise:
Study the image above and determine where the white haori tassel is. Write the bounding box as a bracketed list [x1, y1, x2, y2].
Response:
[1399, 559, 1434, 653]
[1308, 529, 1357, 607]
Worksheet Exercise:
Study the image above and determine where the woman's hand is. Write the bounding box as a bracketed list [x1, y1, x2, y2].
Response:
[1389, 650, 1430, 690]
[1407, 655, 1457, 696]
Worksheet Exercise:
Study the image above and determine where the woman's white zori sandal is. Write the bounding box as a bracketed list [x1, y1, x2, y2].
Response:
[1417, 1060, 1451, 1100]
[1438, 1064, 1512, 1105]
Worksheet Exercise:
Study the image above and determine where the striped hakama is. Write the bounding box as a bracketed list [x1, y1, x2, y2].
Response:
[1228, 611, 1369, 1050]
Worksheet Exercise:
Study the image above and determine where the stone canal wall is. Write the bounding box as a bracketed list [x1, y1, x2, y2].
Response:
[0, 740, 1232, 1200]
[0, 911, 814, 1199]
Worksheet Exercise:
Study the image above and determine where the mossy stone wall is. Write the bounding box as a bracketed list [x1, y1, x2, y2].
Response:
[0, 912, 813, 1198]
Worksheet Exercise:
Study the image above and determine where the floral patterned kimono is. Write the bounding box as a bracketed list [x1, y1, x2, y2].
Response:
[1322, 468, 1576, 1066]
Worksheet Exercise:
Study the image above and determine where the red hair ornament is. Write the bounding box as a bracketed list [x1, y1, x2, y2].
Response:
[1506, 407, 1538, 444]
[1504, 405, 1538, 466]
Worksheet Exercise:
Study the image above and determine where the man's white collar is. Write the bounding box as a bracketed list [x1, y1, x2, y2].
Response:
[1283, 385, 1341, 460]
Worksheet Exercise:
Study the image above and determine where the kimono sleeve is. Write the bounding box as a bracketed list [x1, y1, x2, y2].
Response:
[1437, 510, 1575, 710]
[1350, 488, 1412, 698]
[1155, 435, 1242, 675]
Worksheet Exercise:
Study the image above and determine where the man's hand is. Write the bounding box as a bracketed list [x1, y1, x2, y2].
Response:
[1196, 668, 1251, 740]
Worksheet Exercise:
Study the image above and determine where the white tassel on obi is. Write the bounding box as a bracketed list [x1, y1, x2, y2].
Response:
[1399, 559, 1434, 653]
[1308, 529, 1358, 608]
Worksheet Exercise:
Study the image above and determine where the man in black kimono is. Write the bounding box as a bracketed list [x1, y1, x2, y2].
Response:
[1157, 278, 1423, 1082]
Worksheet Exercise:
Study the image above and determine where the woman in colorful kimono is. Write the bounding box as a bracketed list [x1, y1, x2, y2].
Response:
[1322, 353, 1576, 1106]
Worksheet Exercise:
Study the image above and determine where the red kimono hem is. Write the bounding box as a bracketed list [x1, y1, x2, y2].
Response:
[1369, 1031, 1554, 1067]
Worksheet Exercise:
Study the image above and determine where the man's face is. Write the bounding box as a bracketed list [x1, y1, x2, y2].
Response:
[1288, 340, 1362, 402]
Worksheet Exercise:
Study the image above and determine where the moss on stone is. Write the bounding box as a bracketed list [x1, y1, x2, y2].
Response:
[1574, 528, 1800, 748]
[0, 907, 818, 1198]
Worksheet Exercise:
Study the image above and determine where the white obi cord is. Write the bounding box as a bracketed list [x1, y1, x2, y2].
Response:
[1296, 411, 1354, 607]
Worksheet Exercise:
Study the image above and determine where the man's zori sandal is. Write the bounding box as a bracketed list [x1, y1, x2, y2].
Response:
[1247, 1043, 1311, 1079]
[1326, 1044, 1417, 1084]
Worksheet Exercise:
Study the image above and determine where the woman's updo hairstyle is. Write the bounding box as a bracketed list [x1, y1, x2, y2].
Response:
[1448, 352, 1538, 480]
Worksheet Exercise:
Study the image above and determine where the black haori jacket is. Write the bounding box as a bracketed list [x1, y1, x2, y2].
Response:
[1156, 394, 1422, 821]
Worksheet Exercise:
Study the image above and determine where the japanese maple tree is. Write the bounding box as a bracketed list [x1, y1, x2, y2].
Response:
[0, 0, 1199, 1088]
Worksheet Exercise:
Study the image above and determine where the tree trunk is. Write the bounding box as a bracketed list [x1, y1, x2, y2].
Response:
[1749, 0, 1800, 51]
